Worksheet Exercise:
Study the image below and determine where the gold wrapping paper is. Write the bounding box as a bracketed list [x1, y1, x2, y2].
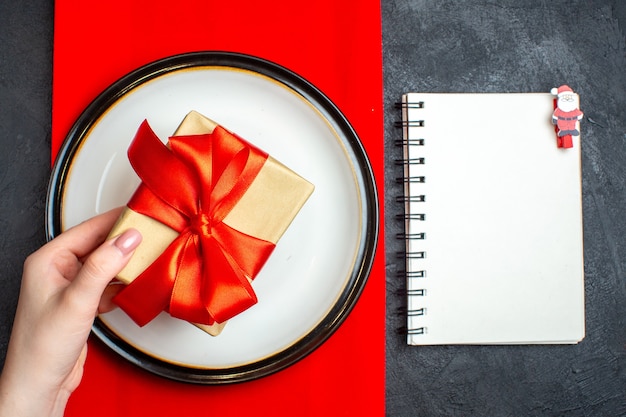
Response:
[108, 111, 314, 335]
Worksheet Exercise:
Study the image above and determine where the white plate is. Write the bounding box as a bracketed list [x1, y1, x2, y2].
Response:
[46, 52, 377, 383]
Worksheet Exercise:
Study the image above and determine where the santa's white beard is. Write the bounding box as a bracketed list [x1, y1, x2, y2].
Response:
[558, 96, 578, 112]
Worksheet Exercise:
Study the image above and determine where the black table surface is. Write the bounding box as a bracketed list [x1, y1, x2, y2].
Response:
[1, 1, 624, 416]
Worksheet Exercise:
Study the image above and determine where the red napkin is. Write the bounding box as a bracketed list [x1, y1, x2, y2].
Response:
[52, 2, 385, 416]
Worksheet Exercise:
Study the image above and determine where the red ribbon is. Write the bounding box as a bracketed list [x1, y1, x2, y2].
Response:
[113, 120, 276, 326]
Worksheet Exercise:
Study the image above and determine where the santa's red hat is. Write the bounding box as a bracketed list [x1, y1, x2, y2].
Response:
[551, 85, 574, 96]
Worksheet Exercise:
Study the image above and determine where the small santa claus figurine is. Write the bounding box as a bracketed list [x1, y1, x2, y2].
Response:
[551, 85, 583, 148]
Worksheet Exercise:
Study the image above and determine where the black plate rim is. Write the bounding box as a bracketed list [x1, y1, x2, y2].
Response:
[45, 51, 379, 384]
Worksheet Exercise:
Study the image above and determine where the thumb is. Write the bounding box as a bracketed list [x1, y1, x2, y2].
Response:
[67, 229, 142, 309]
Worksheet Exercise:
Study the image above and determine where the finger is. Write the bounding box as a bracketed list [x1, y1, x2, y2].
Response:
[64, 228, 142, 311]
[47, 208, 125, 259]
[98, 282, 125, 314]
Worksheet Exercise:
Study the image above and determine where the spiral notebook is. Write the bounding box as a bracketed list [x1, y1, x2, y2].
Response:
[398, 92, 585, 345]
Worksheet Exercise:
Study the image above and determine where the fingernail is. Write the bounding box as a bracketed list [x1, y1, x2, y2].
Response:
[114, 229, 142, 256]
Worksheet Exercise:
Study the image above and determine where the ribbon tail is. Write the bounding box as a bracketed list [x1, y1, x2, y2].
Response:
[113, 235, 186, 326]
[169, 233, 215, 325]
[203, 237, 258, 324]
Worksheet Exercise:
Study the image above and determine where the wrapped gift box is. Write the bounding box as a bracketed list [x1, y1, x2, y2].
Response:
[108, 111, 314, 335]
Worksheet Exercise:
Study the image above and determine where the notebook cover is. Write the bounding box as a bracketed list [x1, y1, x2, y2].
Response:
[400, 93, 585, 345]
[51, 2, 385, 416]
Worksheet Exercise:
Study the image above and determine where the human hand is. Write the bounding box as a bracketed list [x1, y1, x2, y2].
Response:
[0, 208, 141, 417]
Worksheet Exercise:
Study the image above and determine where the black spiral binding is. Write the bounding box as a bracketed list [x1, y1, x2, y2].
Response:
[395, 97, 427, 339]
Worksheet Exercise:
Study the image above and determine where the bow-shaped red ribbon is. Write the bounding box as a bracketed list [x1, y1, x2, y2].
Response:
[113, 120, 276, 326]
